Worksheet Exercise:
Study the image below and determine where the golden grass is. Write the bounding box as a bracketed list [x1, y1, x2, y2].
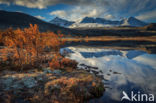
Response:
[63, 36, 156, 42]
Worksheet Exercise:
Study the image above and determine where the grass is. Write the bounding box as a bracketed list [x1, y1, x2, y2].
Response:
[63, 36, 156, 42]
[0, 70, 105, 103]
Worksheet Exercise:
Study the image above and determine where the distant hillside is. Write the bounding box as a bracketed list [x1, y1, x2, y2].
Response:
[0, 10, 74, 34]
[144, 23, 156, 30]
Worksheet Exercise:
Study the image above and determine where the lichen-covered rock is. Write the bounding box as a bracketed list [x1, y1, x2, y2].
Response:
[43, 67, 53, 73]
[52, 70, 62, 75]
[0, 69, 104, 103]
[22, 77, 37, 88]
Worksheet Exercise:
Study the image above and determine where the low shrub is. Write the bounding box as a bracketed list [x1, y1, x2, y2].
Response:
[49, 54, 78, 71]
[0, 24, 64, 71]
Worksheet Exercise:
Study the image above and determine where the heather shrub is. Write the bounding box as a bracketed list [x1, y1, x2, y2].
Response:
[49, 54, 78, 71]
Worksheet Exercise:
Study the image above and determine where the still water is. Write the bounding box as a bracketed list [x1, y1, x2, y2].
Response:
[61, 46, 156, 103]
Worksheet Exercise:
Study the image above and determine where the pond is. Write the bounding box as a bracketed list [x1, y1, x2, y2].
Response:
[61, 46, 156, 103]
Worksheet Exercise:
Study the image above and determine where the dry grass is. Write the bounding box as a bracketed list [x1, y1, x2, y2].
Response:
[0, 70, 104, 103]
[63, 36, 156, 42]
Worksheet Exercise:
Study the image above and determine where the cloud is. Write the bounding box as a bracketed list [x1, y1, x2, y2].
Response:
[47, 0, 156, 21]
[82, 9, 101, 17]
[104, 14, 115, 20]
[0, 0, 10, 5]
[0, 0, 107, 9]
[0, 0, 46, 9]
[0, 0, 155, 11]
[0, 0, 156, 21]
[49, 6, 107, 21]
[70, 6, 105, 19]
[35, 15, 45, 20]
[136, 10, 156, 21]
[50, 10, 67, 18]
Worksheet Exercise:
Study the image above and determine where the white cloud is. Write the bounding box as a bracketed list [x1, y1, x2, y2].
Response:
[15, 0, 45, 9]
[35, 15, 45, 20]
[49, 10, 67, 18]
[0, 0, 105, 9]
[0, 1, 10, 5]
[49, 6, 107, 21]
[136, 10, 156, 21]
[0, 0, 155, 12]
[0, 0, 156, 21]
[104, 14, 115, 20]
[0, 0, 47, 9]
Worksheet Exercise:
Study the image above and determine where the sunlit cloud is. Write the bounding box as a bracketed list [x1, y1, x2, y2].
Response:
[49, 6, 107, 21]
[0, 0, 156, 22]
[104, 14, 115, 20]
[136, 10, 156, 21]
[35, 15, 45, 20]
[50, 10, 67, 18]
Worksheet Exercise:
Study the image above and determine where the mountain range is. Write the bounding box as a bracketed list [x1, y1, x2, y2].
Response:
[0, 10, 150, 30]
[0, 10, 72, 34]
[0, 10, 155, 37]
[50, 16, 148, 28]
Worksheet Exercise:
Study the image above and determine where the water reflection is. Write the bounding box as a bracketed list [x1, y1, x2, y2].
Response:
[61, 47, 156, 103]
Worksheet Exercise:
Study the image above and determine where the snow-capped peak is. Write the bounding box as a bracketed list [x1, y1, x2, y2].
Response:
[69, 17, 121, 28]
[49, 16, 148, 28]
[121, 17, 147, 27]
[49, 17, 75, 27]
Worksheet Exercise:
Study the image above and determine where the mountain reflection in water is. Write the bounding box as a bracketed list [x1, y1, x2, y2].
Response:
[61, 47, 156, 103]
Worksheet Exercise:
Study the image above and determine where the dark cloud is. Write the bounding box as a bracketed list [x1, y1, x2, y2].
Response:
[0, 0, 155, 12]
[0, 0, 109, 9]
[0, 0, 156, 21]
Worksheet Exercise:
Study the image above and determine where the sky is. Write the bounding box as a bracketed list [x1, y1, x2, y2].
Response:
[0, 0, 156, 23]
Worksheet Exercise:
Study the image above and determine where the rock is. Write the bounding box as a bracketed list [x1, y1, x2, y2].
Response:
[86, 69, 90, 72]
[22, 77, 37, 88]
[52, 70, 62, 75]
[0, 69, 104, 103]
[97, 74, 104, 79]
[91, 70, 99, 75]
[13, 98, 30, 103]
[36, 74, 44, 81]
[107, 73, 111, 76]
[2, 77, 15, 90]
[43, 67, 53, 73]
[99, 70, 103, 73]
[79, 64, 98, 70]
[11, 81, 23, 89]
[92, 67, 98, 70]
[113, 71, 121, 74]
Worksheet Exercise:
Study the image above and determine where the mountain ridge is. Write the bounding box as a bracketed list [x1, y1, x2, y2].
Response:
[121, 17, 147, 27]
[50, 17, 75, 28]
[0, 10, 77, 35]
[49, 16, 148, 28]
